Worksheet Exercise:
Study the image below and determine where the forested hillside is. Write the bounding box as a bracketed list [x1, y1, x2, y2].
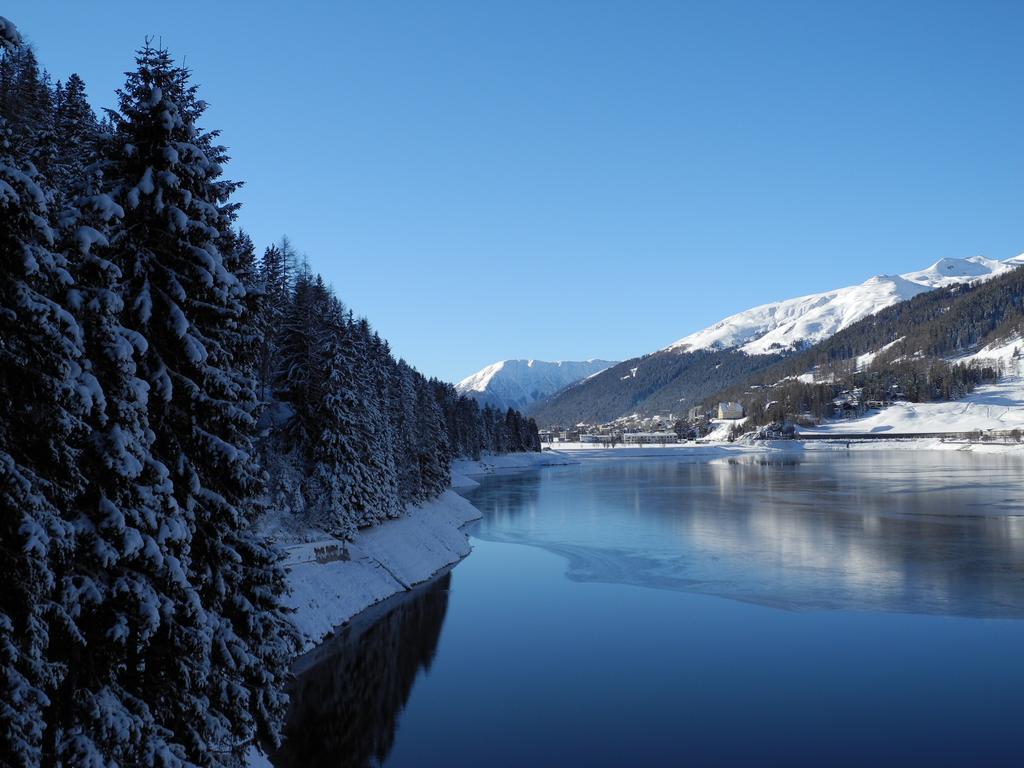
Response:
[0, 23, 537, 768]
[703, 264, 1024, 430]
[529, 349, 784, 426]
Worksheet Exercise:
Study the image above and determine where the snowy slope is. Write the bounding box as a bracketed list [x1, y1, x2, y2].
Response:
[800, 337, 1024, 435]
[901, 255, 1017, 288]
[667, 255, 1020, 356]
[456, 359, 617, 411]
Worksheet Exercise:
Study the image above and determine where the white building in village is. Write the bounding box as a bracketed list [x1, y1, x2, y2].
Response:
[717, 401, 744, 420]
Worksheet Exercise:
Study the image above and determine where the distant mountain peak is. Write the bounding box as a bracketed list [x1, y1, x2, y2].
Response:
[666, 254, 1019, 357]
[456, 358, 618, 411]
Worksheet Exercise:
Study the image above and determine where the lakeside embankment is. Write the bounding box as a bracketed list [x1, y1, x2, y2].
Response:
[281, 451, 573, 650]
[247, 451, 574, 766]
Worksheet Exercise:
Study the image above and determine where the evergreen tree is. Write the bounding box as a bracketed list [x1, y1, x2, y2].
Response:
[305, 292, 368, 537]
[273, 269, 325, 448]
[389, 360, 423, 504]
[50, 73, 99, 198]
[353, 321, 400, 523]
[0, 21, 540, 764]
[101, 42, 295, 764]
[413, 376, 450, 500]
[48, 159, 195, 766]
[257, 238, 294, 401]
[368, 332, 402, 518]
[0, 43, 52, 161]
[0, 116, 85, 768]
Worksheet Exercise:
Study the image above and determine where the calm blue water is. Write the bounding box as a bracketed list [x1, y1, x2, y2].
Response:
[275, 451, 1024, 767]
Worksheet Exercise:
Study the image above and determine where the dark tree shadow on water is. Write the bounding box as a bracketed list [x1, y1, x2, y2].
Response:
[272, 572, 451, 768]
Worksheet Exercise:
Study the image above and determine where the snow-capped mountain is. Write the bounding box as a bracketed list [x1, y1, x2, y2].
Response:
[530, 253, 1024, 426]
[667, 255, 1019, 356]
[456, 359, 617, 411]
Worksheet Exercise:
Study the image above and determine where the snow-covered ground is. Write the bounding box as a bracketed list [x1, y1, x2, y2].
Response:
[278, 451, 570, 651]
[247, 450, 570, 764]
[282, 491, 482, 647]
[665, 255, 1020, 356]
[801, 337, 1024, 437]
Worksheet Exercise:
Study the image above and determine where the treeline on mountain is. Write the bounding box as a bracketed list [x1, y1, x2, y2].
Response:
[529, 348, 784, 426]
[0, 25, 536, 768]
[702, 265, 1024, 430]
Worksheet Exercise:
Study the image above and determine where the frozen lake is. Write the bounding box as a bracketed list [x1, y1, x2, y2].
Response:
[274, 451, 1024, 766]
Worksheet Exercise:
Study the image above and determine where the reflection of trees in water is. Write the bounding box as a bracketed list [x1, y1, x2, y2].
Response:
[273, 573, 451, 768]
[472, 455, 1024, 617]
[467, 471, 544, 529]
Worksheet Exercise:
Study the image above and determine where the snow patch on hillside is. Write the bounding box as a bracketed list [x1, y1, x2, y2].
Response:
[855, 337, 905, 371]
[666, 255, 1019, 357]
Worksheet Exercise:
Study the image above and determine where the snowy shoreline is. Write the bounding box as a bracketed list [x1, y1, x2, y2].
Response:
[281, 450, 573, 651]
[547, 437, 1024, 458]
[247, 451, 572, 766]
[251, 440, 1022, 763]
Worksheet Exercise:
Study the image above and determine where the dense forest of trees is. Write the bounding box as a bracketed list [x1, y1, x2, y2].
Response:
[702, 267, 1024, 432]
[0, 22, 537, 768]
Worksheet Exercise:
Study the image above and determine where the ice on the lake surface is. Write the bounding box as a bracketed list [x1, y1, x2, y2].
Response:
[465, 451, 1024, 617]
[277, 452, 1024, 767]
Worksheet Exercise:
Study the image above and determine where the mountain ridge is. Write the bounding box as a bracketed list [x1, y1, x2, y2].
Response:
[666, 255, 1019, 356]
[529, 254, 1022, 425]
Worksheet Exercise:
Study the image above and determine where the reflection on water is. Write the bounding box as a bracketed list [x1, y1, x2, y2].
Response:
[467, 451, 1024, 617]
[275, 451, 1024, 767]
[273, 573, 451, 768]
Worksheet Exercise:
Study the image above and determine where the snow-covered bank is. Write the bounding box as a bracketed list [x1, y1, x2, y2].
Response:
[281, 491, 481, 649]
[280, 451, 568, 651]
[247, 450, 565, 765]
[794, 437, 1024, 456]
[450, 449, 575, 489]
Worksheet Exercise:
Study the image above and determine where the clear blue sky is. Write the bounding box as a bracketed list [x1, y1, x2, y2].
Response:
[10, 1, 1024, 381]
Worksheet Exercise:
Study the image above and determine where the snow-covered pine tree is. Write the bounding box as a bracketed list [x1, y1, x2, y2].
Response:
[221, 230, 262, 371]
[349, 319, 400, 524]
[102, 42, 295, 764]
[388, 359, 423, 505]
[274, 269, 323, 448]
[0, 43, 52, 163]
[0, 115, 85, 768]
[412, 374, 450, 501]
[305, 295, 373, 537]
[49, 159, 200, 766]
[264, 270, 329, 522]
[505, 408, 524, 452]
[453, 394, 484, 460]
[50, 73, 99, 202]
[199, 226, 297, 760]
[366, 331, 402, 519]
[257, 239, 294, 401]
